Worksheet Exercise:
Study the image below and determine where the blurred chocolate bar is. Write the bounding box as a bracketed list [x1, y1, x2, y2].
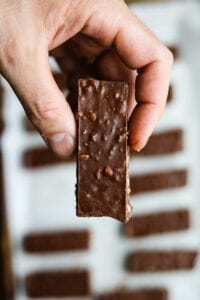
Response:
[101, 288, 168, 300]
[23, 147, 75, 168]
[130, 169, 187, 194]
[25, 270, 90, 297]
[124, 209, 189, 237]
[132, 128, 183, 156]
[23, 229, 90, 253]
[127, 250, 197, 272]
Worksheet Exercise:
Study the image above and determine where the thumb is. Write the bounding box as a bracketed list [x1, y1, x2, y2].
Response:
[2, 51, 76, 158]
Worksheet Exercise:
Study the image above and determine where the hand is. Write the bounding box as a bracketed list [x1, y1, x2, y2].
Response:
[0, 0, 173, 157]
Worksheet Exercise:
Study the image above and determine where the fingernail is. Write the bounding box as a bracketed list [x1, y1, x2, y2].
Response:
[48, 133, 75, 158]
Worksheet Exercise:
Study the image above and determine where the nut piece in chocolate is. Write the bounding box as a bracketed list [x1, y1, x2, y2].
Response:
[77, 79, 132, 223]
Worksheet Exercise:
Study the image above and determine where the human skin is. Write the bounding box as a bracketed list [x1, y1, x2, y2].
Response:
[0, 0, 173, 157]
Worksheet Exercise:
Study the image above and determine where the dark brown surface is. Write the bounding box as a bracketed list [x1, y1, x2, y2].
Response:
[25, 270, 90, 298]
[124, 209, 189, 237]
[132, 128, 183, 156]
[23, 230, 90, 253]
[23, 147, 74, 168]
[130, 169, 187, 195]
[53, 72, 68, 91]
[167, 84, 173, 102]
[128, 250, 197, 272]
[77, 79, 131, 223]
[101, 288, 168, 300]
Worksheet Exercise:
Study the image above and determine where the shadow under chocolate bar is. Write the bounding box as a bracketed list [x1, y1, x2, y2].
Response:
[23, 147, 75, 168]
[100, 288, 168, 300]
[127, 250, 197, 272]
[124, 209, 189, 238]
[130, 169, 187, 195]
[23, 229, 90, 253]
[132, 128, 183, 156]
[25, 270, 90, 298]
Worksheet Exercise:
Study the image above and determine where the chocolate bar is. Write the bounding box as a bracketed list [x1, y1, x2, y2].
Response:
[23, 230, 90, 253]
[77, 79, 132, 223]
[124, 209, 189, 237]
[132, 128, 183, 156]
[53, 72, 68, 91]
[128, 250, 197, 272]
[101, 288, 168, 300]
[130, 169, 187, 194]
[25, 270, 90, 297]
[23, 147, 74, 168]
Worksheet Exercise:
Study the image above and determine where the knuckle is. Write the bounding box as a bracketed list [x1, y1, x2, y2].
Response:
[32, 105, 61, 124]
[0, 38, 18, 70]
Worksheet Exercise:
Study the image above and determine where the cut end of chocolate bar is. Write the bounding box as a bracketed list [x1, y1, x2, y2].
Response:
[77, 79, 132, 223]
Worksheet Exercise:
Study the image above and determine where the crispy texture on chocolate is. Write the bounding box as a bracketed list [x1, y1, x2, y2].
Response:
[23, 147, 74, 168]
[128, 250, 197, 272]
[23, 230, 90, 253]
[25, 270, 90, 298]
[130, 169, 187, 194]
[77, 79, 132, 223]
[132, 128, 183, 156]
[124, 209, 189, 237]
[101, 288, 168, 300]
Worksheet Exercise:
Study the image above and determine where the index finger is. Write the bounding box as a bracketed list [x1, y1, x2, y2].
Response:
[113, 11, 173, 151]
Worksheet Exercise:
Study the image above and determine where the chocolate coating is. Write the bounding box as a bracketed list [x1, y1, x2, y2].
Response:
[124, 209, 189, 237]
[132, 128, 183, 156]
[77, 79, 132, 222]
[128, 250, 197, 272]
[23, 230, 90, 253]
[130, 169, 187, 194]
[25, 270, 90, 297]
[101, 288, 168, 300]
[23, 147, 74, 168]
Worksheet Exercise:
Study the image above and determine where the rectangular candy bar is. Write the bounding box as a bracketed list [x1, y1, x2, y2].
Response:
[132, 128, 183, 156]
[128, 250, 197, 272]
[23, 147, 74, 168]
[23, 229, 90, 253]
[130, 169, 187, 195]
[77, 79, 132, 223]
[101, 288, 168, 300]
[124, 209, 189, 237]
[25, 270, 90, 297]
